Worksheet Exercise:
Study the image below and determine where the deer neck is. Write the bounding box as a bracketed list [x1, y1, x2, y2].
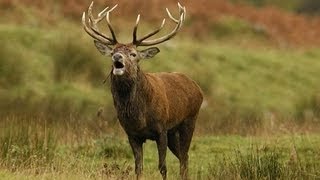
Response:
[110, 68, 149, 101]
[110, 68, 151, 129]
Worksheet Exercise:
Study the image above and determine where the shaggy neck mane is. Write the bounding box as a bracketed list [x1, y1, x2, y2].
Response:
[110, 67, 151, 129]
[110, 67, 150, 101]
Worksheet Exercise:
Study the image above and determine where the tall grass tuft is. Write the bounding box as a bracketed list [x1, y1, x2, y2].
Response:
[234, 147, 282, 179]
[0, 116, 57, 171]
[206, 144, 320, 179]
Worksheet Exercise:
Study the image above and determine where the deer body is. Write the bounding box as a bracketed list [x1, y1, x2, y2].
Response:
[111, 71, 203, 180]
[82, 2, 202, 179]
[111, 71, 203, 138]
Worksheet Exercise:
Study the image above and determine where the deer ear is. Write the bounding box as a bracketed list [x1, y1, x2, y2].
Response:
[139, 47, 160, 59]
[94, 40, 113, 56]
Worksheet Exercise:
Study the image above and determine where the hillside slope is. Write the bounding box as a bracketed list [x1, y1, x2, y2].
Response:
[1, 0, 320, 46]
[1, 23, 320, 134]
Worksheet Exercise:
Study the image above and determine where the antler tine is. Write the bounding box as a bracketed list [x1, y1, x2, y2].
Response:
[82, 12, 110, 44]
[134, 2, 186, 47]
[132, 14, 141, 44]
[166, 8, 179, 23]
[133, 15, 166, 44]
[98, 6, 109, 17]
[82, 2, 118, 45]
[87, 2, 114, 42]
[106, 4, 118, 43]
[138, 18, 166, 42]
[88, 2, 106, 30]
[177, 2, 186, 21]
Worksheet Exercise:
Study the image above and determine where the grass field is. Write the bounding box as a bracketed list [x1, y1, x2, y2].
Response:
[1, 131, 319, 179]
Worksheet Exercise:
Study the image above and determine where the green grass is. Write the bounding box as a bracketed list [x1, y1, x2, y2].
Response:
[1, 22, 320, 133]
[0, 24, 112, 118]
[0, 127, 319, 179]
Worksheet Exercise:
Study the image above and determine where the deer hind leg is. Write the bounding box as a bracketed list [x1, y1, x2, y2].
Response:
[179, 116, 197, 180]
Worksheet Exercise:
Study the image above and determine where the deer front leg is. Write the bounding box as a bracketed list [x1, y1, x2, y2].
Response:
[156, 132, 168, 180]
[128, 136, 144, 180]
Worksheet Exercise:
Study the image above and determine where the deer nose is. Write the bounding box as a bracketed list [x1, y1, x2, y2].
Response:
[112, 53, 123, 62]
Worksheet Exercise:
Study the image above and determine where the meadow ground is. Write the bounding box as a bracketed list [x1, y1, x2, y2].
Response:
[0, 131, 319, 179]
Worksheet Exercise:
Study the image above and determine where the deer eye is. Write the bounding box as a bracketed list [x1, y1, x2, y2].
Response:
[130, 53, 137, 57]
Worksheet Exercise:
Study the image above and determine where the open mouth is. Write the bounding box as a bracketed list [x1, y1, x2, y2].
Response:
[113, 61, 125, 75]
[114, 61, 124, 69]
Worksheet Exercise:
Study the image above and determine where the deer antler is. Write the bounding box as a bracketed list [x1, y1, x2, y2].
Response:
[82, 1, 118, 45]
[132, 2, 186, 47]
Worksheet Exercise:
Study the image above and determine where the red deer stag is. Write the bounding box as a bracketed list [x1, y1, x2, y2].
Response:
[82, 2, 203, 180]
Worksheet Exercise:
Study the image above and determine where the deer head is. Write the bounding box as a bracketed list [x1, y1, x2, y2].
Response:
[82, 2, 186, 76]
